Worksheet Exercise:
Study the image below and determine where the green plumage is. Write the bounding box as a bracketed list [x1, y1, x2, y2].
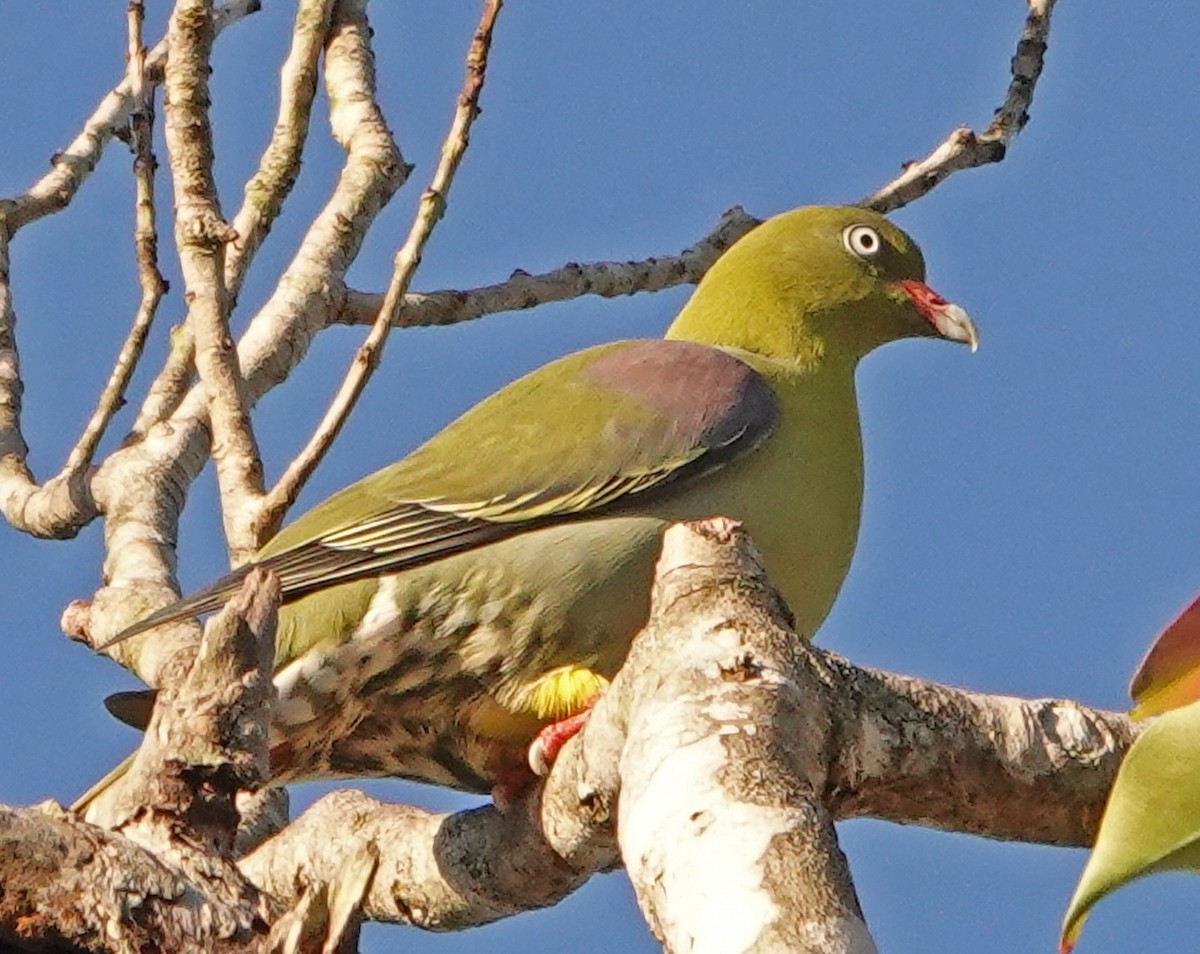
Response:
[81, 206, 975, 806]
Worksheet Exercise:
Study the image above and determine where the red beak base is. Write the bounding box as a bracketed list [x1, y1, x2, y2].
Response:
[897, 279, 979, 352]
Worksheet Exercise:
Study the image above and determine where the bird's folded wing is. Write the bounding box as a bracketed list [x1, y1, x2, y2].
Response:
[100, 339, 779, 647]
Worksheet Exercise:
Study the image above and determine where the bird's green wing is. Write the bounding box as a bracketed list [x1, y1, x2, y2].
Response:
[103, 339, 778, 646]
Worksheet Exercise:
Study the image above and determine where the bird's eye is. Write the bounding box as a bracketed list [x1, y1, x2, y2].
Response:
[842, 224, 882, 258]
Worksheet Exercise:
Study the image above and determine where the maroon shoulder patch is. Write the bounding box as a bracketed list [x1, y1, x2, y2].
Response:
[581, 340, 778, 451]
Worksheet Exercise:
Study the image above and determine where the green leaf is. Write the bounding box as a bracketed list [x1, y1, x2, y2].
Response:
[1061, 699, 1200, 951]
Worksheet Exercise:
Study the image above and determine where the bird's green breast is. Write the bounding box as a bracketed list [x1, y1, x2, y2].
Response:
[682, 352, 864, 638]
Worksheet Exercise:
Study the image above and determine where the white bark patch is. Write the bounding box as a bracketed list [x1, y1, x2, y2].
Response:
[621, 725, 790, 953]
[1046, 700, 1104, 767]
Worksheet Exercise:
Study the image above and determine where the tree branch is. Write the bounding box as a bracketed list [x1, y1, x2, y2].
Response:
[0, 0, 260, 541]
[7, 520, 1131, 949]
[260, 0, 504, 531]
[61, 0, 169, 484]
[83, 0, 408, 686]
[827, 666, 1130, 846]
[0, 803, 267, 954]
[164, 0, 265, 563]
[861, 0, 1059, 213]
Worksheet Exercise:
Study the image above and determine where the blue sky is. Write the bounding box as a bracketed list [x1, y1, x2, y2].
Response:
[2, 1, 1198, 951]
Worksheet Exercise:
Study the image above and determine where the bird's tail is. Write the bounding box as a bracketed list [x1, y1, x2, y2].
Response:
[72, 690, 156, 818]
[71, 751, 136, 818]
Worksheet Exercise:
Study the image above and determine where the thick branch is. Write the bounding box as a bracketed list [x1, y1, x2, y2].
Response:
[0, 803, 267, 954]
[14, 572, 283, 954]
[827, 667, 1131, 846]
[613, 520, 871, 953]
[237, 522, 1133, 941]
[7, 521, 1134, 948]
[239, 787, 608, 932]
[84, 570, 278, 846]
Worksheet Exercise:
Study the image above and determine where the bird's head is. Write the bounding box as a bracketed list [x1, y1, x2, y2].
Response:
[666, 205, 977, 367]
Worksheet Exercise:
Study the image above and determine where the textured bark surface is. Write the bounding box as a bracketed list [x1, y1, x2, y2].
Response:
[1, 521, 1133, 953]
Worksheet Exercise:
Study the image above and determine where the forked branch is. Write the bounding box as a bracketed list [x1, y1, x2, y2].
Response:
[260, 0, 506, 531]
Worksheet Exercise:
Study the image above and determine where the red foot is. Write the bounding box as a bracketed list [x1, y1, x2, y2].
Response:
[528, 709, 593, 777]
[491, 764, 537, 813]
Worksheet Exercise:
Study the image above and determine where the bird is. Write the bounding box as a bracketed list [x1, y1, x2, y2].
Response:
[77, 205, 977, 813]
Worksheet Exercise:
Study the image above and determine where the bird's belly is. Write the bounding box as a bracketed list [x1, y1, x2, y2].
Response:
[268, 517, 668, 792]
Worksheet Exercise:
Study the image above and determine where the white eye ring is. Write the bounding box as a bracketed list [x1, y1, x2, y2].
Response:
[842, 224, 882, 258]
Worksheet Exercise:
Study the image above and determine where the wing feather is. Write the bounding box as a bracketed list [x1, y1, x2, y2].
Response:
[98, 341, 778, 650]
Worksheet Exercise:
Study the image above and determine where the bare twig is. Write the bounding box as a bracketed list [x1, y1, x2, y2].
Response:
[862, 0, 1059, 213]
[62, 2, 168, 482]
[334, 205, 761, 329]
[164, 0, 265, 562]
[1, 0, 261, 235]
[260, 0, 504, 529]
[226, 0, 337, 301]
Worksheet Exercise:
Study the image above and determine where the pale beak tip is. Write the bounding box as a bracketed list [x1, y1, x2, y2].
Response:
[939, 302, 979, 354]
[896, 280, 979, 354]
